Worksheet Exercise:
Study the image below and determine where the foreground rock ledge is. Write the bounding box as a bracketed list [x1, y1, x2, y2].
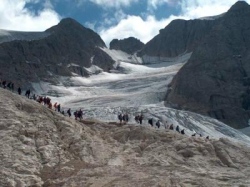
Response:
[0, 88, 250, 187]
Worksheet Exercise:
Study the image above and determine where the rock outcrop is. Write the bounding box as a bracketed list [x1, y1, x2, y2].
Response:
[166, 1, 250, 128]
[0, 18, 114, 88]
[1, 88, 250, 186]
[110, 37, 144, 54]
[138, 18, 216, 58]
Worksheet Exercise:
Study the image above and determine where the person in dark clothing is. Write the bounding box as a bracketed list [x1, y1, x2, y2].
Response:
[67, 108, 71, 117]
[118, 113, 123, 124]
[181, 129, 185, 135]
[169, 124, 174, 130]
[135, 115, 139, 123]
[78, 109, 83, 120]
[122, 114, 126, 122]
[176, 125, 180, 133]
[18, 87, 21, 95]
[156, 120, 161, 128]
[124, 113, 129, 123]
[139, 115, 143, 124]
[192, 133, 196, 137]
[74, 110, 78, 120]
[2, 81, 6, 88]
[148, 118, 153, 127]
[57, 104, 61, 112]
[206, 136, 209, 140]
[25, 90, 31, 98]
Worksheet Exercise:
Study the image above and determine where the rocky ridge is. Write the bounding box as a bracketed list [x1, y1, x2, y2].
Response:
[110, 37, 145, 54]
[166, 1, 250, 129]
[1, 88, 250, 186]
[0, 18, 114, 88]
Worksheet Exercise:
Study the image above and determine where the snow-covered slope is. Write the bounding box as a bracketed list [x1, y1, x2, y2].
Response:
[31, 54, 250, 145]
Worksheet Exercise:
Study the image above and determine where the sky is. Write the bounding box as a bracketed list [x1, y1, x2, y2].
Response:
[0, 0, 249, 46]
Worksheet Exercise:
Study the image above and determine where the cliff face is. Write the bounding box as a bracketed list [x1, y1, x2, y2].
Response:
[166, 1, 250, 128]
[110, 37, 144, 54]
[0, 18, 114, 87]
[138, 18, 216, 58]
[1, 88, 250, 186]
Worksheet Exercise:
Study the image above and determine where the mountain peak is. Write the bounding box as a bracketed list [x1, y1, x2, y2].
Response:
[227, 1, 249, 13]
[47, 17, 85, 32]
[58, 18, 82, 27]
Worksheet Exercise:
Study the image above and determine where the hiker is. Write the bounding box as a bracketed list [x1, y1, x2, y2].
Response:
[192, 133, 196, 137]
[74, 110, 78, 120]
[181, 129, 185, 135]
[135, 115, 139, 123]
[67, 108, 71, 117]
[206, 136, 209, 140]
[169, 124, 174, 130]
[156, 120, 161, 128]
[18, 87, 21, 95]
[48, 102, 52, 109]
[148, 118, 153, 127]
[118, 113, 123, 124]
[54, 102, 58, 111]
[57, 104, 61, 112]
[25, 89, 30, 98]
[2, 81, 6, 88]
[176, 125, 180, 133]
[39, 96, 44, 104]
[123, 113, 129, 123]
[32, 94, 36, 101]
[78, 109, 83, 120]
[139, 115, 143, 124]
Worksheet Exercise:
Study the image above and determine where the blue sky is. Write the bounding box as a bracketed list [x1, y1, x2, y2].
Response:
[0, 0, 248, 46]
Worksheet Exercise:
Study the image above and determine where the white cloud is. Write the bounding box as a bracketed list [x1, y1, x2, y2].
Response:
[99, 14, 184, 47]
[100, 0, 250, 46]
[78, 0, 139, 8]
[179, 0, 249, 18]
[148, 0, 168, 10]
[0, 0, 60, 31]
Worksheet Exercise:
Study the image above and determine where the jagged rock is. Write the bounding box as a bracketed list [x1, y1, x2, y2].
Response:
[138, 18, 216, 58]
[1, 88, 250, 186]
[110, 37, 144, 54]
[166, 1, 250, 128]
[0, 18, 114, 89]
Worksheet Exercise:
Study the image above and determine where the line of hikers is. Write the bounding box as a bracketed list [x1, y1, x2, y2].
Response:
[148, 118, 185, 134]
[0, 79, 73, 118]
[148, 118, 209, 139]
[118, 113, 210, 139]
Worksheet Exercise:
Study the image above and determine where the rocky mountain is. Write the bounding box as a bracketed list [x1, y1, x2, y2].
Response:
[1, 87, 250, 186]
[166, 1, 250, 129]
[138, 17, 217, 58]
[0, 18, 114, 88]
[110, 37, 144, 54]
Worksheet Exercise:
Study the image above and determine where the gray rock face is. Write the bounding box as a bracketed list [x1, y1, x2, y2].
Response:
[138, 19, 216, 57]
[166, 1, 250, 129]
[1, 88, 250, 186]
[110, 37, 144, 54]
[0, 18, 114, 88]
